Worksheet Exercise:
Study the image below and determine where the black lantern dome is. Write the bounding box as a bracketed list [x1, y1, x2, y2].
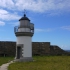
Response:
[19, 14, 30, 21]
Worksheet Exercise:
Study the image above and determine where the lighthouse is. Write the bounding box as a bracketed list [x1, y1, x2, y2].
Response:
[14, 14, 34, 61]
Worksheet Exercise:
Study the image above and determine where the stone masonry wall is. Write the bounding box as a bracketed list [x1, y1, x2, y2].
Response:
[0, 41, 69, 56]
[32, 42, 50, 55]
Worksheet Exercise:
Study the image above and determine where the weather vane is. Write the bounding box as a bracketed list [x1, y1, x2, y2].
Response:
[23, 9, 27, 15]
[22, 9, 27, 16]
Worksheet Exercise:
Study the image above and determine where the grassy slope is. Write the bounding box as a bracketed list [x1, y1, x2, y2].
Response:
[0, 57, 14, 66]
[8, 56, 70, 70]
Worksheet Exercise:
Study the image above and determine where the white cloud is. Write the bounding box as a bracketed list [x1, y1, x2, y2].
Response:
[15, 0, 70, 12]
[0, 0, 14, 9]
[0, 9, 20, 21]
[8, 22, 19, 26]
[61, 45, 70, 50]
[61, 26, 70, 31]
[35, 28, 52, 32]
[0, 0, 70, 13]
[0, 21, 5, 26]
[0, 9, 8, 14]
[0, 37, 12, 41]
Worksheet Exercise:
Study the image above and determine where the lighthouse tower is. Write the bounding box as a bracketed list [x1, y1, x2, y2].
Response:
[14, 14, 34, 61]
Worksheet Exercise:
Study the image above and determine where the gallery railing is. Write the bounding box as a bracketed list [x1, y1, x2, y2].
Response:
[14, 23, 34, 34]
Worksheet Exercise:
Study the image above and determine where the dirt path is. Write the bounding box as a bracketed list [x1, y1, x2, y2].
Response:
[0, 61, 13, 70]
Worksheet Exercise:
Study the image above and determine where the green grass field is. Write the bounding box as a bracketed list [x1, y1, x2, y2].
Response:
[0, 57, 14, 66]
[8, 56, 70, 70]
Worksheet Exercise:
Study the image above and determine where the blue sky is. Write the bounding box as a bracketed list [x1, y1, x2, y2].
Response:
[0, 0, 70, 50]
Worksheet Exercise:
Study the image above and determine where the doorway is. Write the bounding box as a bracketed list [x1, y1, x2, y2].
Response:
[17, 47, 22, 59]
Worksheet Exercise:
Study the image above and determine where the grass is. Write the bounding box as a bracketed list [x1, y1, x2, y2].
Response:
[0, 57, 14, 66]
[8, 56, 70, 70]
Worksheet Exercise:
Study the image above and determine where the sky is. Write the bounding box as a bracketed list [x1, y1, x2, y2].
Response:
[0, 0, 70, 50]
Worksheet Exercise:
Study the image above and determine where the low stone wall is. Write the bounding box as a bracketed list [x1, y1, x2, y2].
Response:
[0, 41, 16, 56]
[0, 41, 69, 56]
[32, 42, 50, 55]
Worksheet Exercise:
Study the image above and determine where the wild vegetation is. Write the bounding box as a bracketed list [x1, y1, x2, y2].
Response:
[8, 56, 70, 70]
[0, 57, 14, 66]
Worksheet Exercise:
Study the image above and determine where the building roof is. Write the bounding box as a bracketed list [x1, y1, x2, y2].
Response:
[19, 14, 30, 21]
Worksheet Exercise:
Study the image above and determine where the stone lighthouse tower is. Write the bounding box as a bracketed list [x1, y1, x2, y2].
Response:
[14, 14, 34, 61]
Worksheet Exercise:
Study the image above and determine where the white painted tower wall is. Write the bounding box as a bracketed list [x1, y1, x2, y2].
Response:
[16, 22, 32, 58]
[17, 36, 32, 57]
[18, 28, 30, 32]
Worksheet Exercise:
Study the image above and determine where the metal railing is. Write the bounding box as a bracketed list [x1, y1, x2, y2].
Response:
[14, 26, 19, 33]
[14, 25, 34, 34]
